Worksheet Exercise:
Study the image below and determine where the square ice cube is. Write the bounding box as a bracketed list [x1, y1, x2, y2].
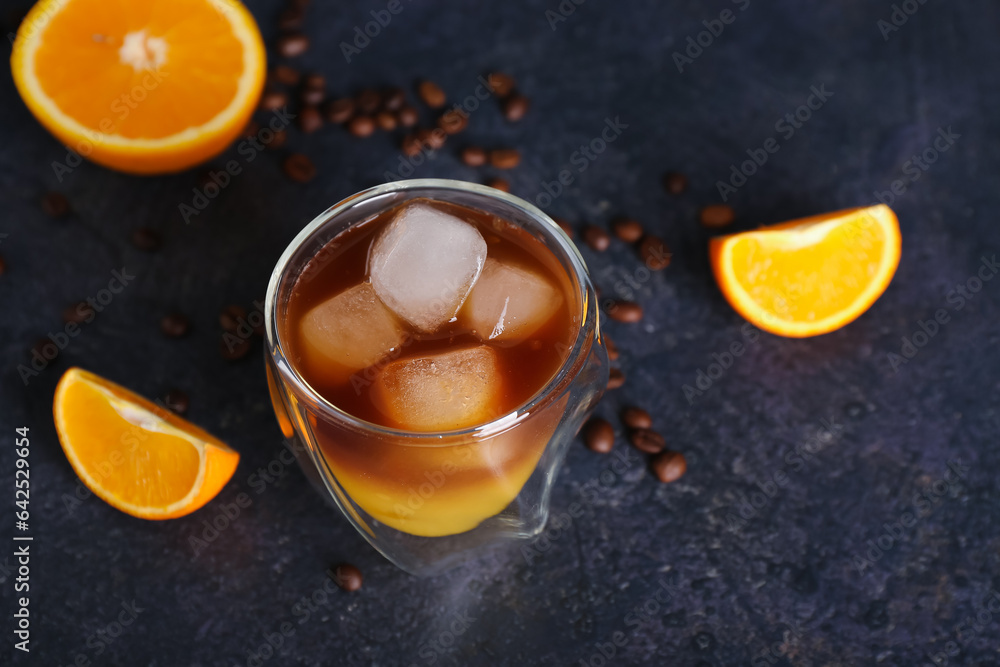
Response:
[369, 201, 487, 333]
[460, 258, 563, 344]
[371, 345, 502, 431]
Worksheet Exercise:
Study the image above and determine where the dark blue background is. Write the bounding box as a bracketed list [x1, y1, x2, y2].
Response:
[2, 0, 999, 665]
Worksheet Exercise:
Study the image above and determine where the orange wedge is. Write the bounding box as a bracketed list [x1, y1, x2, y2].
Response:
[53, 368, 240, 519]
[710, 204, 901, 338]
[10, 0, 266, 174]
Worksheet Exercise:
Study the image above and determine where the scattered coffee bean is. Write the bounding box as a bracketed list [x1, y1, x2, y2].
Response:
[276, 33, 309, 58]
[501, 94, 529, 122]
[401, 134, 423, 157]
[552, 217, 574, 238]
[271, 65, 300, 86]
[300, 87, 324, 106]
[163, 389, 189, 415]
[160, 313, 190, 338]
[356, 89, 381, 114]
[396, 105, 419, 127]
[417, 80, 446, 108]
[621, 406, 652, 430]
[347, 115, 376, 138]
[700, 204, 735, 228]
[130, 227, 161, 251]
[583, 417, 614, 454]
[375, 111, 397, 131]
[460, 146, 486, 167]
[382, 87, 406, 111]
[283, 153, 316, 183]
[219, 304, 247, 332]
[0, 255, 6, 275]
[324, 98, 355, 124]
[662, 171, 688, 195]
[605, 335, 619, 361]
[606, 300, 643, 323]
[489, 148, 521, 169]
[486, 178, 510, 192]
[242, 120, 260, 139]
[582, 225, 611, 252]
[220, 336, 252, 361]
[438, 109, 468, 134]
[629, 428, 665, 454]
[638, 235, 671, 270]
[298, 105, 323, 133]
[259, 88, 289, 112]
[608, 367, 625, 389]
[332, 563, 363, 592]
[41, 192, 70, 218]
[651, 450, 687, 483]
[611, 217, 643, 243]
[31, 338, 58, 361]
[419, 128, 446, 150]
[62, 301, 94, 324]
[487, 72, 516, 97]
[277, 7, 303, 31]
[303, 72, 324, 90]
[266, 129, 288, 150]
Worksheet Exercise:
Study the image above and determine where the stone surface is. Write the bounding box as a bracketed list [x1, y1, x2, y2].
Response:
[1, 1, 999, 665]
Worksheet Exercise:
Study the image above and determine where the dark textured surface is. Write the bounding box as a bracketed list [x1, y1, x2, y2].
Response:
[2, 1, 1000, 665]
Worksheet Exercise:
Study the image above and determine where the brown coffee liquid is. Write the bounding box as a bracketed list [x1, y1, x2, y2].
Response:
[282, 199, 579, 429]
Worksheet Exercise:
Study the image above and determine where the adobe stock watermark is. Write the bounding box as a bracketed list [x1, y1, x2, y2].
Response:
[874, 126, 960, 208]
[672, 0, 751, 73]
[577, 579, 681, 667]
[545, 0, 586, 31]
[528, 116, 629, 210]
[6, 0, 66, 46]
[407, 610, 477, 666]
[750, 623, 808, 667]
[18, 267, 135, 385]
[886, 254, 997, 373]
[64, 599, 144, 666]
[851, 459, 968, 575]
[877, 0, 931, 41]
[923, 588, 1000, 667]
[340, 0, 412, 62]
[715, 83, 833, 202]
[682, 322, 761, 404]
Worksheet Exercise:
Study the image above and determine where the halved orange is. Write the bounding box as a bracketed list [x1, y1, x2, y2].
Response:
[53, 368, 240, 519]
[10, 0, 266, 174]
[710, 204, 901, 338]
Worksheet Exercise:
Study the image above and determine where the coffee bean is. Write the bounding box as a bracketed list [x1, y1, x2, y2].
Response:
[298, 105, 323, 133]
[375, 111, 397, 131]
[629, 428, 665, 454]
[663, 171, 688, 195]
[220, 336, 252, 361]
[438, 109, 468, 135]
[219, 304, 247, 332]
[486, 178, 510, 193]
[266, 129, 288, 150]
[31, 338, 58, 361]
[259, 88, 289, 112]
[396, 105, 418, 128]
[242, 120, 260, 139]
[700, 204, 735, 228]
[276, 33, 309, 58]
[582, 225, 610, 252]
[0, 255, 6, 275]
[611, 217, 643, 243]
[163, 389, 190, 415]
[332, 563, 363, 592]
[606, 300, 643, 323]
[63, 301, 94, 324]
[347, 115, 375, 138]
[324, 98, 355, 124]
[356, 89, 381, 114]
[283, 153, 316, 183]
[501, 94, 529, 122]
[419, 128, 446, 150]
[382, 87, 406, 111]
[607, 367, 625, 389]
[460, 146, 486, 166]
[604, 334, 619, 361]
[277, 7, 303, 31]
[638, 235, 671, 270]
[300, 87, 324, 106]
[303, 72, 324, 90]
[131, 227, 161, 251]
[487, 72, 516, 97]
[620, 406, 652, 430]
[401, 134, 423, 157]
[160, 313, 190, 338]
[489, 148, 520, 169]
[583, 417, 614, 454]
[417, 80, 446, 108]
[41, 192, 70, 218]
[552, 217, 574, 238]
[271, 65, 300, 86]
[651, 451, 687, 483]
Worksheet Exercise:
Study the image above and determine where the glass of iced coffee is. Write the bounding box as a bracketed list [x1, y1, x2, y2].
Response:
[264, 179, 608, 575]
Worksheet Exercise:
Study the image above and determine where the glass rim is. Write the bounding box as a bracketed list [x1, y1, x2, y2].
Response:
[264, 178, 598, 441]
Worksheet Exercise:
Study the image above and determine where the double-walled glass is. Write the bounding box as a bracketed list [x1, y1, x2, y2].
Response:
[264, 179, 608, 575]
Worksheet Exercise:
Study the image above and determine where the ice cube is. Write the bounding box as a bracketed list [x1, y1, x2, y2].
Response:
[460, 258, 563, 344]
[298, 283, 406, 381]
[369, 202, 487, 332]
[371, 345, 502, 431]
